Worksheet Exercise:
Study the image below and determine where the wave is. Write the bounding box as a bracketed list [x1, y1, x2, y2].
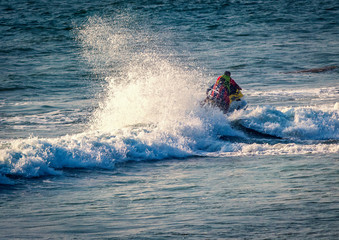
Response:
[1, 15, 338, 184]
[247, 87, 339, 99]
[229, 105, 339, 140]
[1, 104, 339, 184]
[245, 87, 339, 109]
[0, 86, 39, 92]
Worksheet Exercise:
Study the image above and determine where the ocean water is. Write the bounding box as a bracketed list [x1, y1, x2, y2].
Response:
[1, 0, 339, 239]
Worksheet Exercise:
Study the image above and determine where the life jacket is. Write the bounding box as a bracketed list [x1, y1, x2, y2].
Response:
[210, 75, 230, 103]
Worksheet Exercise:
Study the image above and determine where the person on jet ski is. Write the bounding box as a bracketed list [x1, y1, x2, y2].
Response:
[205, 71, 242, 113]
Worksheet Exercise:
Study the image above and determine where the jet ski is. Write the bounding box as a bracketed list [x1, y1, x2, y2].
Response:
[228, 89, 247, 112]
[202, 89, 247, 113]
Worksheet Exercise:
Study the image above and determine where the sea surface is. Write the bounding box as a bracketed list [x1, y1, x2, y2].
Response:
[1, 0, 339, 239]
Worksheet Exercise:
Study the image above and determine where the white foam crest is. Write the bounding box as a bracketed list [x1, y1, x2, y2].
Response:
[229, 105, 339, 140]
[1, 109, 338, 183]
[216, 142, 339, 157]
[247, 87, 338, 98]
[4, 97, 336, 182]
[0, 134, 122, 179]
[0, 119, 225, 180]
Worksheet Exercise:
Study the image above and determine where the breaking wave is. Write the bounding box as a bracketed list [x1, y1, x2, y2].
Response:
[1, 16, 338, 184]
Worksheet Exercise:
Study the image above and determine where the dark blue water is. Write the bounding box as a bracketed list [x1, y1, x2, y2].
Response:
[1, 0, 339, 239]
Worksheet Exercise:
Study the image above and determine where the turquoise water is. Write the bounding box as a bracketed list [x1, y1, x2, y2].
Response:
[1, 0, 339, 239]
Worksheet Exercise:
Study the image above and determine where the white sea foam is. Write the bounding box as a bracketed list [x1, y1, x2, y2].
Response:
[247, 87, 338, 99]
[229, 105, 339, 140]
[1, 104, 338, 183]
[218, 142, 339, 157]
[1, 16, 338, 184]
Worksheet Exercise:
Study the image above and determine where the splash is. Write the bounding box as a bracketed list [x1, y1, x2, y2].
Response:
[1, 15, 339, 184]
[77, 15, 206, 131]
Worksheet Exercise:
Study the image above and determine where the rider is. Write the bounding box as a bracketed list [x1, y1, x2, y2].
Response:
[206, 71, 242, 113]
